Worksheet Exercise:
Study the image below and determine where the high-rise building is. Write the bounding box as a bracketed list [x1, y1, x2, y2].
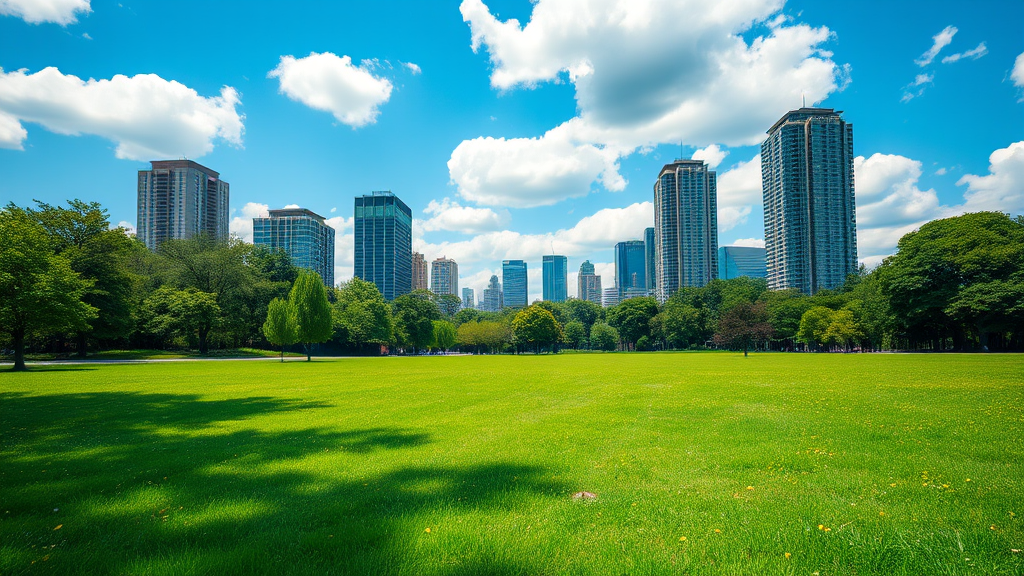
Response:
[762, 107, 857, 294]
[542, 255, 568, 302]
[482, 275, 503, 312]
[654, 158, 718, 300]
[577, 260, 603, 305]
[253, 208, 336, 287]
[602, 286, 619, 308]
[614, 240, 647, 299]
[462, 287, 475, 309]
[644, 227, 656, 291]
[430, 257, 459, 296]
[137, 160, 229, 251]
[718, 246, 767, 280]
[353, 191, 413, 300]
[411, 252, 428, 291]
[502, 260, 528, 308]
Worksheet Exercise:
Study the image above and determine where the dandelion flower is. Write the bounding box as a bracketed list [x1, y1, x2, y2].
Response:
[714, 529, 721, 534]
[679, 536, 687, 542]
[785, 552, 792, 559]
[424, 527, 431, 533]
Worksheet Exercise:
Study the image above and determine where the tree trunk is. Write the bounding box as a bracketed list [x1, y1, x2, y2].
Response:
[305, 343, 311, 361]
[76, 332, 88, 359]
[281, 345, 285, 363]
[12, 326, 27, 371]
[978, 323, 990, 352]
[198, 329, 209, 355]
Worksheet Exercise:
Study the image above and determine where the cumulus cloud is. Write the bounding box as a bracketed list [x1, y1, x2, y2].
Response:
[452, 0, 846, 208]
[420, 198, 510, 233]
[1012, 52, 1024, 91]
[692, 144, 728, 169]
[956, 141, 1024, 213]
[229, 202, 269, 244]
[0, 66, 243, 159]
[730, 238, 765, 248]
[269, 52, 393, 127]
[326, 216, 354, 285]
[0, 0, 90, 25]
[402, 62, 422, 75]
[114, 220, 136, 235]
[716, 154, 762, 232]
[901, 73, 933, 103]
[941, 42, 987, 64]
[915, 25, 957, 66]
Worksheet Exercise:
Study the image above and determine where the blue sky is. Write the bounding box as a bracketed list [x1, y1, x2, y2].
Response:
[1, 0, 1022, 302]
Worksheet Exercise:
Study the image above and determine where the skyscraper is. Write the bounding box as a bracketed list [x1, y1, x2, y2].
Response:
[411, 252, 428, 291]
[577, 260, 603, 305]
[502, 260, 528, 308]
[353, 191, 412, 300]
[137, 160, 229, 251]
[602, 286, 619, 308]
[542, 255, 568, 302]
[644, 227, 656, 292]
[482, 275, 503, 312]
[614, 240, 647, 299]
[654, 158, 718, 300]
[430, 257, 459, 296]
[462, 287, 475, 309]
[253, 208, 336, 287]
[762, 108, 857, 294]
[718, 246, 767, 280]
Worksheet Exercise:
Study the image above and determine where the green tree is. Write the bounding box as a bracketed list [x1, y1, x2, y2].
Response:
[262, 297, 299, 362]
[822, 309, 863, 351]
[563, 299, 602, 334]
[391, 290, 442, 352]
[0, 206, 97, 370]
[589, 322, 619, 351]
[142, 286, 221, 354]
[945, 279, 1024, 351]
[333, 278, 394, 353]
[606, 296, 658, 349]
[533, 300, 567, 325]
[434, 293, 463, 319]
[511, 305, 563, 353]
[431, 320, 458, 352]
[656, 300, 711, 349]
[453, 307, 481, 326]
[290, 271, 333, 360]
[760, 289, 812, 349]
[797, 306, 835, 351]
[563, 320, 587, 350]
[713, 301, 774, 356]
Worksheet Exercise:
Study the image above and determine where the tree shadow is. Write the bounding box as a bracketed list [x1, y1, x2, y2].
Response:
[0, 366, 99, 373]
[0, 392, 562, 575]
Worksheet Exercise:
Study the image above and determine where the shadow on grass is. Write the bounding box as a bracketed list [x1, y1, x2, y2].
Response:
[0, 366, 99, 373]
[0, 392, 562, 575]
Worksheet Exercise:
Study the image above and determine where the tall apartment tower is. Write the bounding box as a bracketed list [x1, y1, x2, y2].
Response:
[502, 260, 528, 308]
[253, 208, 336, 287]
[644, 227, 656, 292]
[762, 108, 857, 293]
[654, 158, 718, 301]
[353, 191, 412, 300]
[577, 260, 603, 305]
[614, 240, 647, 300]
[542, 255, 568, 302]
[430, 257, 459, 296]
[718, 246, 767, 280]
[411, 252, 428, 291]
[482, 275, 503, 312]
[137, 160, 229, 251]
[462, 287, 475, 309]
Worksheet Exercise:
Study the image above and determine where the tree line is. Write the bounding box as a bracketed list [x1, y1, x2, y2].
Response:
[2, 200, 1021, 370]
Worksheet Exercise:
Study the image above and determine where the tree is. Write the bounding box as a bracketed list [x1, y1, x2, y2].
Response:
[945, 279, 1024, 351]
[391, 290, 442, 352]
[533, 300, 567, 325]
[589, 322, 619, 351]
[563, 299, 602, 334]
[263, 297, 299, 362]
[431, 320, 458, 352]
[434, 293, 463, 319]
[511, 305, 562, 353]
[713, 302, 774, 356]
[333, 278, 394, 353]
[656, 300, 710, 349]
[822, 309, 862, 352]
[606, 296, 658, 349]
[563, 320, 587, 350]
[0, 206, 97, 370]
[141, 287, 220, 354]
[797, 306, 835, 351]
[290, 271, 333, 361]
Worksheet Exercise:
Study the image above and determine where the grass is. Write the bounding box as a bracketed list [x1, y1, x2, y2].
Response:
[1, 353, 1022, 575]
[0, 347, 303, 362]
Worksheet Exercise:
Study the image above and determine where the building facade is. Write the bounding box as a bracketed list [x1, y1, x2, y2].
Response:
[542, 255, 568, 302]
[411, 252, 428, 291]
[761, 107, 857, 294]
[614, 240, 647, 299]
[462, 287, 475, 309]
[430, 257, 459, 296]
[644, 227, 656, 292]
[253, 208, 336, 287]
[482, 275, 503, 312]
[137, 160, 229, 251]
[654, 158, 718, 300]
[718, 246, 767, 280]
[353, 191, 413, 300]
[577, 260, 603, 305]
[502, 260, 528, 308]
[602, 286, 620, 308]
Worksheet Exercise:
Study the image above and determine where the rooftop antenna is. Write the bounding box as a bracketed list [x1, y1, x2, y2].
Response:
[801, 92, 806, 108]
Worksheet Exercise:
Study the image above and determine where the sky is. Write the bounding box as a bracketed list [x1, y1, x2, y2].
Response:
[1, 0, 1022, 303]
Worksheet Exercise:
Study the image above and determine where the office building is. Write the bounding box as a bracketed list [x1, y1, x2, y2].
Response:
[542, 255, 568, 302]
[762, 107, 857, 293]
[462, 287, 475, 309]
[577, 260, 603, 305]
[430, 257, 459, 296]
[412, 252, 428, 291]
[253, 208, 336, 287]
[718, 246, 767, 280]
[137, 160, 229, 251]
[645, 227, 656, 291]
[614, 240, 647, 299]
[602, 286, 619, 308]
[482, 275, 503, 312]
[502, 260, 528, 308]
[353, 191, 412, 300]
[654, 158, 718, 300]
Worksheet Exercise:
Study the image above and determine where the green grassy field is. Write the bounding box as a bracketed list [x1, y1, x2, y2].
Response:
[1, 353, 1022, 575]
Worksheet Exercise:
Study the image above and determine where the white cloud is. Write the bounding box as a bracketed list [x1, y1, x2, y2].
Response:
[956, 141, 1024, 213]
[452, 0, 846, 208]
[730, 238, 765, 248]
[901, 73, 933, 103]
[915, 25, 957, 67]
[716, 154, 762, 232]
[935, 167, 947, 175]
[1011, 52, 1024, 90]
[0, 0, 90, 25]
[941, 42, 987, 64]
[692, 144, 727, 169]
[402, 62, 422, 75]
[421, 198, 510, 233]
[283, 204, 300, 209]
[325, 216, 354, 286]
[0, 67, 243, 159]
[229, 202, 269, 244]
[114, 220, 135, 235]
[330, 207, 337, 213]
[269, 52, 393, 128]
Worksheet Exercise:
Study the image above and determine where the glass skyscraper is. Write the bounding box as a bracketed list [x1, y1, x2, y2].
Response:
[353, 191, 412, 300]
[502, 259, 528, 308]
[462, 287, 475, 309]
[482, 275, 503, 312]
[644, 227, 656, 292]
[654, 159, 718, 301]
[542, 255, 568, 302]
[718, 246, 767, 280]
[137, 160, 229, 251]
[762, 107, 857, 294]
[577, 260, 602, 305]
[614, 240, 647, 300]
[430, 257, 459, 296]
[253, 208, 336, 287]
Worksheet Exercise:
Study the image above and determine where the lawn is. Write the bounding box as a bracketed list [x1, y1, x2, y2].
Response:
[1, 353, 1022, 575]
